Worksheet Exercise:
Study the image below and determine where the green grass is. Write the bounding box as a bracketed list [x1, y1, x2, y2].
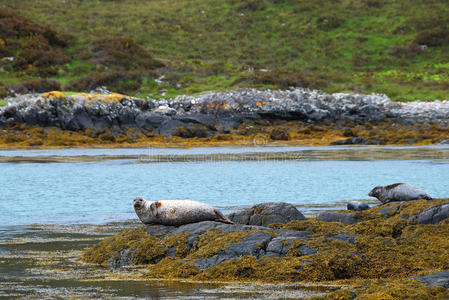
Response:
[2, 0, 449, 101]
[0, 99, 6, 106]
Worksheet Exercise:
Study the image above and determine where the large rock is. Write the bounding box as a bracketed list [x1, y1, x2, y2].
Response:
[347, 201, 370, 211]
[227, 202, 306, 226]
[316, 211, 358, 225]
[415, 202, 449, 224]
[108, 220, 317, 269]
[410, 270, 449, 288]
[135, 112, 166, 131]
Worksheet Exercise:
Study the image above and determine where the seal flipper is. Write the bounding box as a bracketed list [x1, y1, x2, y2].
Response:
[150, 201, 162, 217]
[214, 209, 234, 224]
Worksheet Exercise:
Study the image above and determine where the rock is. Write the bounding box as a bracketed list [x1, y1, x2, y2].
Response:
[227, 202, 306, 226]
[156, 119, 185, 137]
[270, 128, 289, 140]
[347, 201, 370, 211]
[410, 270, 449, 288]
[173, 114, 216, 128]
[154, 105, 177, 116]
[214, 117, 242, 133]
[415, 202, 449, 224]
[135, 112, 166, 131]
[316, 212, 358, 225]
[107, 221, 315, 269]
[331, 137, 368, 145]
[327, 232, 356, 244]
[265, 231, 313, 257]
[194, 232, 274, 269]
[70, 111, 91, 130]
[376, 205, 400, 217]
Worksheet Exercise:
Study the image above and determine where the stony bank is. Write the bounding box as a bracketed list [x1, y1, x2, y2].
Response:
[0, 88, 448, 148]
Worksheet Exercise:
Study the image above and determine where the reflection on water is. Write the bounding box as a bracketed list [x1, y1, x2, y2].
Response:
[1, 145, 449, 163]
[0, 222, 334, 299]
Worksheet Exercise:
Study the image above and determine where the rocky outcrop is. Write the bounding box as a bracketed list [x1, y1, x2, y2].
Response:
[227, 202, 306, 226]
[1, 88, 449, 137]
[82, 198, 449, 294]
[109, 221, 317, 269]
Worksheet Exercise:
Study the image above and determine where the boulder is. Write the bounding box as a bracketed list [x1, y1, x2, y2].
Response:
[104, 220, 317, 269]
[214, 117, 242, 133]
[135, 112, 166, 131]
[410, 270, 449, 288]
[227, 202, 306, 226]
[316, 211, 358, 225]
[156, 119, 185, 137]
[347, 201, 370, 211]
[416, 202, 449, 224]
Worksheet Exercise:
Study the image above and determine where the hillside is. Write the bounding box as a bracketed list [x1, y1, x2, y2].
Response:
[1, 0, 449, 101]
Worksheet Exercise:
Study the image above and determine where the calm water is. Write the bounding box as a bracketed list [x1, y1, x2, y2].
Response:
[1, 145, 449, 298]
[1, 145, 448, 226]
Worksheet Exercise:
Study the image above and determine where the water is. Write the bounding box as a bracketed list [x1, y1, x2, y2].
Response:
[1, 146, 449, 226]
[1, 145, 449, 298]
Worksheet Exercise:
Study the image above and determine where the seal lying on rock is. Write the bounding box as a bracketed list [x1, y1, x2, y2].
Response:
[368, 183, 432, 204]
[133, 197, 234, 226]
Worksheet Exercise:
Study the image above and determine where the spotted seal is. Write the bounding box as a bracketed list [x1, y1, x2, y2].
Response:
[368, 183, 433, 204]
[133, 197, 234, 226]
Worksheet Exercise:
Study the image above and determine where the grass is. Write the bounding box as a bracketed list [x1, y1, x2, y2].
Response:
[0, 99, 6, 106]
[2, 0, 449, 101]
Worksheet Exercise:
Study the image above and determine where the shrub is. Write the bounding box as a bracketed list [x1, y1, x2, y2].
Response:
[89, 37, 164, 71]
[0, 9, 72, 76]
[316, 14, 344, 30]
[415, 26, 449, 47]
[66, 71, 145, 93]
[10, 79, 61, 94]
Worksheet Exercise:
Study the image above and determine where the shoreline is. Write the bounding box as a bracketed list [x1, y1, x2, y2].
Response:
[1, 88, 448, 149]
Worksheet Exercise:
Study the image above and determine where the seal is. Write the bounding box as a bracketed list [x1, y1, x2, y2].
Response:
[368, 183, 433, 204]
[133, 197, 234, 226]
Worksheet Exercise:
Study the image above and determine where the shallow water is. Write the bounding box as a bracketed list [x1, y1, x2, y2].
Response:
[1, 145, 448, 298]
[0, 222, 334, 299]
[1, 145, 448, 226]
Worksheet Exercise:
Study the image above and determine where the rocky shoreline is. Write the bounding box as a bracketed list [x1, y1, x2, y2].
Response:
[0, 88, 448, 148]
[82, 199, 449, 299]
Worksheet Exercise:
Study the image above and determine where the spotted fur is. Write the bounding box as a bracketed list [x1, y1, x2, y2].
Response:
[133, 197, 234, 226]
[368, 183, 432, 203]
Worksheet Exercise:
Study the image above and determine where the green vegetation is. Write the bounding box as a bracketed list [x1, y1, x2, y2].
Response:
[1, 0, 449, 101]
[0, 99, 6, 106]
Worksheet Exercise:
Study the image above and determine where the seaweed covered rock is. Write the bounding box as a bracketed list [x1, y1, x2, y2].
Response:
[83, 220, 318, 270]
[316, 211, 358, 225]
[227, 202, 306, 226]
[415, 201, 449, 224]
[83, 199, 449, 291]
[411, 270, 449, 288]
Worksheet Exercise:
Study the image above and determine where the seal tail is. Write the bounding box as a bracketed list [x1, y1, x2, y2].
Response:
[214, 209, 234, 224]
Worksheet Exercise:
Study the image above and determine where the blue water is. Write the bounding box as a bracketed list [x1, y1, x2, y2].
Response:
[1, 146, 449, 226]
